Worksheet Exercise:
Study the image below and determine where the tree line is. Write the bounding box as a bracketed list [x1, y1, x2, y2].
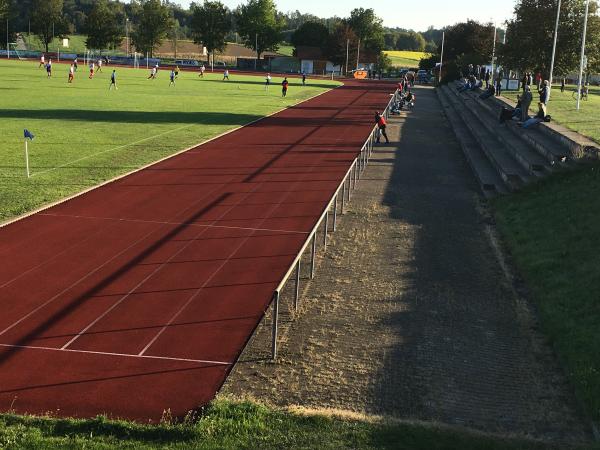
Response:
[421, 0, 599, 83]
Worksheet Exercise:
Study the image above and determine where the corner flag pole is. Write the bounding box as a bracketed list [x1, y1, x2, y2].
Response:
[24, 139, 30, 178]
[548, 0, 562, 106]
[577, 0, 590, 111]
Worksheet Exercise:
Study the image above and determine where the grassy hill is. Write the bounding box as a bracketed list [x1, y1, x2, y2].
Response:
[493, 161, 600, 424]
[384, 50, 431, 68]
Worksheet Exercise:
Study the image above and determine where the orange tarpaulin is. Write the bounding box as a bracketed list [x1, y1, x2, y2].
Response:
[353, 70, 367, 79]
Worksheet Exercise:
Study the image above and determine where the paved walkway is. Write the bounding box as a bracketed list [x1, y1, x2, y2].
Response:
[223, 86, 592, 444]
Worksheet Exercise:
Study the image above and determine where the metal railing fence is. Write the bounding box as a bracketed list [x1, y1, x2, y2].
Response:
[268, 88, 399, 359]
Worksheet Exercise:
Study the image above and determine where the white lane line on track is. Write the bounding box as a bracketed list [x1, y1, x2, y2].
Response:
[137, 139, 325, 357]
[0, 177, 237, 338]
[0, 343, 231, 365]
[38, 213, 308, 235]
[61, 182, 265, 351]
[31, 125, 193, 178]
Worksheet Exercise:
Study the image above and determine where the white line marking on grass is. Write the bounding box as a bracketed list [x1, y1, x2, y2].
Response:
[39, 213, 308, 235]
[0, 343, 231, 365]
[31, 124, 194, 178]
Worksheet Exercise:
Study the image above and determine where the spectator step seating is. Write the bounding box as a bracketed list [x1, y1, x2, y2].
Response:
[460, 86, 572, 167]
[439, 84, 532, 192]
[453, 86, 552, 176]
[437, 86, 508, 196]
[489, 93, 600, 161]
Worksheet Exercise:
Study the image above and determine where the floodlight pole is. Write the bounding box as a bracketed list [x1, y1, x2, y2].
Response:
[548, 0, 562, 106]
[126, 18, 130, 58]
[491, 23, 497, 78]
[576, 0, 590, 111]
[439, 31, 445, 84]
[356, 38, 361, 70]
[345, 38, 349, 75]
[6, 19, 9, 59]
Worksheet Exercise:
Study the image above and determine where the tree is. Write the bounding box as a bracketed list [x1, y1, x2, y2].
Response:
[84, 0, 123, 51]
[291, 21, 329, 49]
[236, 0, 284, 63]
[500, 0, 600, 77]
[347, 7, 384, 53]
[31, 0, 71, 53]
[131, 0, 172, 57]
[396, 31, 426, 52]
[326, 21, 357, 73]
[190, 1, 231, 66]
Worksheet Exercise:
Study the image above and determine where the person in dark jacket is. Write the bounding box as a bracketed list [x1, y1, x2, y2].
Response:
[538, 80, 549, 105]
[521, 85, 533, 122]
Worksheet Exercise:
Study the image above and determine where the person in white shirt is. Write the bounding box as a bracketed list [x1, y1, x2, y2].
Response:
[265, 73, 272, 90]
[223, 69, 229, 81]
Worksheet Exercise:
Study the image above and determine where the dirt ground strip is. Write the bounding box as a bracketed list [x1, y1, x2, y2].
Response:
[221, 86, 593, 444]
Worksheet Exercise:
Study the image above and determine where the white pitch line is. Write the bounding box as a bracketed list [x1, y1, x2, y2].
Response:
[31, 124, 193, 177]
[39, 213, 308, 235]
[0, 343, 230, 365]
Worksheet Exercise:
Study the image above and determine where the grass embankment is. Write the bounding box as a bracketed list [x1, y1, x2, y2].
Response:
[0, 59, 338, 222]
[493, 163, 600, 424]
[383, 50, 430, 68]
[504, 85, 600, 144]
[0, 398, 566, 449]
[21, 34, 90, 54]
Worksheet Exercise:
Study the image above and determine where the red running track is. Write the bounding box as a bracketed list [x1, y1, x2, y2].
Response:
[0, 80, 393, 421]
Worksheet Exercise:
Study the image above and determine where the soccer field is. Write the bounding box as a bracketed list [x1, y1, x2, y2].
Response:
[0, 59, 339, 222]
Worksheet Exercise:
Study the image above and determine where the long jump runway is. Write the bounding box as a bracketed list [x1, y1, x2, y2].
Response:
[0, 80, 393, 421]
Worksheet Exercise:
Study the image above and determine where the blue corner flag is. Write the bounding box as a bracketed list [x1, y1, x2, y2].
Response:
[24, 129, 35, 140]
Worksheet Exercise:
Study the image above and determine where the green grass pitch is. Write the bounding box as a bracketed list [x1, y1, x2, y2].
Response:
[0, 59, 340, 223]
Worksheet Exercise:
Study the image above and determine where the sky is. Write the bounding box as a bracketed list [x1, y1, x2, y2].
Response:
[168, 0, 518, 32]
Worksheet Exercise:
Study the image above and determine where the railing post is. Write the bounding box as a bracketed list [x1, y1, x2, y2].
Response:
[333, 195, 338, 231]
[347, 174, 351, 201]
[294, 259, 300, 310]
[323, 211, 329, 249]
[310, 233, 316, 279]
[271, 291, 279, 360]
[341, 182, 346, 213]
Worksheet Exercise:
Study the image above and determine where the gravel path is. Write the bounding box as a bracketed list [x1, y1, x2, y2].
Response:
[221, 86, 592, 444]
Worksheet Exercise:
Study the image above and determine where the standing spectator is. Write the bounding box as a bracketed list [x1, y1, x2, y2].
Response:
[538, 80, 549, 105]
[535, 71, 542, 90]
[560, 78, 565, 93]
[521, 85, 533, 122]
[495, 77, 502, 96]
[265, 73, 271, 91]
[485, 70, 491, 89]
[281, 77, 289, 97]
[374, 112, 389, 144]
[223, 69, 229, 81]
[39, 54, 45, 68]
[97, 58, 103, 73]
[302, 72, 306, 86]
[199, 63, 205, 77]
[521, 73, 528, 93]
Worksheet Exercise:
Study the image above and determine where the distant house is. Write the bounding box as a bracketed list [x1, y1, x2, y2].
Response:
[296, 46, 341, 75]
